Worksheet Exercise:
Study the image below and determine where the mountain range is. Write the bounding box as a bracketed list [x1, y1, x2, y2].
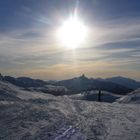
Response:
[1, 74, 140, 95]
[105, 76, 140, 89]
[57, 74, 138, 94]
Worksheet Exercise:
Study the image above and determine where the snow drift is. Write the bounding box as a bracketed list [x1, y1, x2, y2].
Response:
[117, 88, 140, 104]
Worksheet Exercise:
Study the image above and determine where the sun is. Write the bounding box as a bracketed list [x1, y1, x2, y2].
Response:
[57, 17, 88, 49]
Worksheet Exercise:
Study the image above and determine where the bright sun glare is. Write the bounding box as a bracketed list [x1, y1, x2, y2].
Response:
[57, 17, 88, 49]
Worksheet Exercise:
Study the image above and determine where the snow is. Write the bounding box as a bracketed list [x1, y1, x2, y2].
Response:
[117, 88, 140, 104]
[0, 81, 55, 100]
[69, 90, 122, 103]
[0, 81, 140, 140]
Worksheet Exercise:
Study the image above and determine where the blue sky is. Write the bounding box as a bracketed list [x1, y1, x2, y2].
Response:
[0, 0, 140, 80]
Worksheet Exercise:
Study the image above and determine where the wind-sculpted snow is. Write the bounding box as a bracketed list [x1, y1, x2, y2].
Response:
[0, 81, 140, 140]
[0, 81, 55, 101]
[117, 88, 140, 104]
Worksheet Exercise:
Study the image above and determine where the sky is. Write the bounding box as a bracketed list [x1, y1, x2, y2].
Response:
[0, 0, 140, 80]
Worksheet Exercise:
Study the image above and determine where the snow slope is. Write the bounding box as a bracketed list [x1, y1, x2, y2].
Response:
[0, 81, 140, 140]
[0, 81, 55, 100]
[117, 88, 140, 104]
[69, 90, 122, 103]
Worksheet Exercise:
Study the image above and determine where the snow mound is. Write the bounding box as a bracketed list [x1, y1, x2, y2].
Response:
[0, 81, 55, 100]
[117, 88, 140, 104]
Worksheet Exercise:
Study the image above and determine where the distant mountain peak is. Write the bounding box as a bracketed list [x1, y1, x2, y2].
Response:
[79, 74, 88, 80]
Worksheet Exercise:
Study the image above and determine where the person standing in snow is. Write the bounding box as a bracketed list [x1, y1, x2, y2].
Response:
[98, 89, 101, 102]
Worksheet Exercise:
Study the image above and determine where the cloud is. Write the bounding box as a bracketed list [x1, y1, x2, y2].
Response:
[0, 13, 140, 80]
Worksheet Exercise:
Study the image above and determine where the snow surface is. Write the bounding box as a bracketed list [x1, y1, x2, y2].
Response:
[0, 81, 55, 100]
[69, 90, 122, 103]
[0, 81, 140, 140]
[117, 88, 140, 104]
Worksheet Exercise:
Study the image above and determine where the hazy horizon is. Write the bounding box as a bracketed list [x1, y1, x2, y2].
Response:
[0, 0, 140, 80]
[1, 72, 140, 82]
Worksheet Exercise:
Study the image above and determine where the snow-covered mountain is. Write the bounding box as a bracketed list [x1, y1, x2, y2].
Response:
[0, 81, 55, 101]
[58, 75, 133, 95]
[0, 80, 140, 140]
[117, 88, 140, 104]
[0, 74, 135, 95]
[1, 75, 49, 87]
[0, 74, 70, 96]
[106, 76, 140, 90]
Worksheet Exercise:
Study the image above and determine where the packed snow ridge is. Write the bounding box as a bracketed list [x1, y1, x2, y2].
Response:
[117, 88, 140, 104]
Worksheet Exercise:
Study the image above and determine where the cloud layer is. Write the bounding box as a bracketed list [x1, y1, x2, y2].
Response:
[0, 0, 140, 80]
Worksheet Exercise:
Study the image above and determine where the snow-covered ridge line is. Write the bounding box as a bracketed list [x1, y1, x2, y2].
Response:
[117, 88, 140, 104]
